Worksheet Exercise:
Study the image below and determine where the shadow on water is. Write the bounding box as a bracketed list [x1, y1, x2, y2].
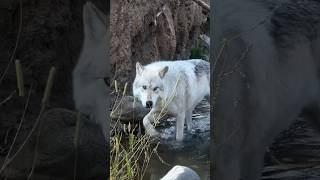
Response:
[143, 100, 210, 180]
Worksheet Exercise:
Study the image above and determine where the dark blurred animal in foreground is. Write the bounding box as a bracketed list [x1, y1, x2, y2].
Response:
[212, 0, 320, 179]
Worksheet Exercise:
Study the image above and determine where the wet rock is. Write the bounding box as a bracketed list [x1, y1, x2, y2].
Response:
[110, 96, 150, 123]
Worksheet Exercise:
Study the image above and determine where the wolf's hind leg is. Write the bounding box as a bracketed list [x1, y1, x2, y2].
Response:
[176, 113, 186, 141]
[186, 109, 193, 132]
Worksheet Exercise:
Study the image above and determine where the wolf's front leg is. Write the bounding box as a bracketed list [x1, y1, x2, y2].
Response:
[143, 108, 160, 137]
[176, 112, 186, 141]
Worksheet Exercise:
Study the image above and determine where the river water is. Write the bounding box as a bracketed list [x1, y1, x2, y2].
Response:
[143, 100, 210, 180]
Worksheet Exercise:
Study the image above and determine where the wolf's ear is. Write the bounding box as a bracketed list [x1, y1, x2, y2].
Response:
[83, 2, 107, 42]
[136, 62, 144, 75]
[159, 66, 169, 79]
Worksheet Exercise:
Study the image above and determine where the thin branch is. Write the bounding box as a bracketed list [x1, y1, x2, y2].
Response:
[0, 91, 16, 106]
[0, 106, 45, 175]
[192, 0, 210, 12]
[0, 84, 32, 172]
[0, 0, 23, 86]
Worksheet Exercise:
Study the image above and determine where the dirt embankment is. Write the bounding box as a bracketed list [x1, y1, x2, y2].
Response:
[110, 0, 209, 86]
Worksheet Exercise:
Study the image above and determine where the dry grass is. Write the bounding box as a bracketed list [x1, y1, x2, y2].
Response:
[110, 80, 157, 180]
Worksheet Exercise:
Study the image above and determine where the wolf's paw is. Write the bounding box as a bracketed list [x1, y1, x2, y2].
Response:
[148, 129, 160, 137]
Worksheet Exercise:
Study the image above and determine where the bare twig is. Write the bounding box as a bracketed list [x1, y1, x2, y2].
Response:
[0, 91, 16, 106]
[26, 106, 45, 180]
[0, 84, 32, 173]
[0, 106, 45, 175]
[0, 0, 23, 86]
[73, 112, 82, 180]
[221, 44, 252, 79]
[192, 0, 210, 12]
[154, 147, 172, 167]
[28, 67, 56, 179]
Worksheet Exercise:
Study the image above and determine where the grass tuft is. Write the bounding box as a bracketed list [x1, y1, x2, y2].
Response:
[110, 75, 182, 179]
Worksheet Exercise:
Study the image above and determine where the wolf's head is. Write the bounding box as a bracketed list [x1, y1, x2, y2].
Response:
[133, 62, 168, 108]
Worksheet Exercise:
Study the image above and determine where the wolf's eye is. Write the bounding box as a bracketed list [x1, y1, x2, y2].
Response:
[153, 87, 159, 91]
[142, 85, 147, 90]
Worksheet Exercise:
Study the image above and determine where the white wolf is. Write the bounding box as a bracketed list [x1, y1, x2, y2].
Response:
[133, 59, 210, 141]
[72, 2, 109, 140]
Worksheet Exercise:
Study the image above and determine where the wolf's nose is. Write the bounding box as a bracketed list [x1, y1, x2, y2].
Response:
[146, 101, 153, 108]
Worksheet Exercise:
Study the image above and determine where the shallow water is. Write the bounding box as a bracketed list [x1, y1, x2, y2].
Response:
[143, 100, 210, 180]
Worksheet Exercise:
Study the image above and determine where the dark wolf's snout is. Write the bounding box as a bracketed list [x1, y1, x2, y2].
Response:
[146, 101, 153, 108]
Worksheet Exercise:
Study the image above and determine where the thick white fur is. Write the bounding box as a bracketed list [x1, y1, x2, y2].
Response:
[72, 2, 108, 140]
[160, 165, 201, 180]
[133, 59, 210, 141]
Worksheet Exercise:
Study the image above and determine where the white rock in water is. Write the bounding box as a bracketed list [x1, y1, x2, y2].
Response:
[160, 165, 201, 180]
